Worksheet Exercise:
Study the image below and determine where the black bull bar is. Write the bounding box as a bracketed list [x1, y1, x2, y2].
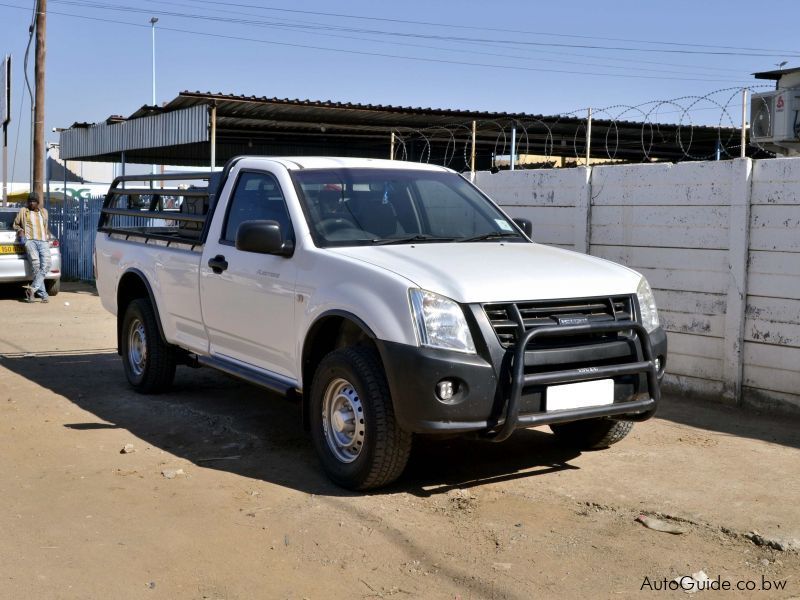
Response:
[484, 321, 660, 442]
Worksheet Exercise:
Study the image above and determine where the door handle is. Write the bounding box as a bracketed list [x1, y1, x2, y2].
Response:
[208, 254, 228, 274]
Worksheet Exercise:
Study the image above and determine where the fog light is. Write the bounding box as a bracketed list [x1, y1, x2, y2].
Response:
[655, 356, 666, 377]
[436, 380, 456, 402]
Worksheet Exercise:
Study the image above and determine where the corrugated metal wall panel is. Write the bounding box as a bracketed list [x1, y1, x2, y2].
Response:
[61, 106, 209, 159]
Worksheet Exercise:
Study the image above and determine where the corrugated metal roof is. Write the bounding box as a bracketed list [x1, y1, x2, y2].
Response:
[164, 90, 727, 132]
[60, 105, 208, 160]
[169, 90, 538, 120]
[57, 90, 748, 166]
[753, 67, 800, 80]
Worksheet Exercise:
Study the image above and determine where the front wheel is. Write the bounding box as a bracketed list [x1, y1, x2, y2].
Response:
[310, 346, 412, 490]
[120, 298, 176, 393]
[550, 418, 633, 450]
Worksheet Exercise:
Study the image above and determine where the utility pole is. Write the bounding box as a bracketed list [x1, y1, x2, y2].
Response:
[32, 0, 46, 203]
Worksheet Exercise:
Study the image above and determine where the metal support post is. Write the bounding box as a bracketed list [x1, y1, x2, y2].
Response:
[470, 120, 476, 181]
[61, 158, 66, 241]
[586, 107, 592, 167]
[210, 103, 217, 170]
[740, 88, 748, 159]
[510, 126, 516, 171]
[78, 193, 84, 277]
[390, 131, 395, 160]
[45, 144, 50, 210]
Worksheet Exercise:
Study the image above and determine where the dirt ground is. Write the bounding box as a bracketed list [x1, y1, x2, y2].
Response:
[1, 282, 798, 600]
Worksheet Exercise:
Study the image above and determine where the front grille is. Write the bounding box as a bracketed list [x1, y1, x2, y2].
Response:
[484, 295, 635, 348]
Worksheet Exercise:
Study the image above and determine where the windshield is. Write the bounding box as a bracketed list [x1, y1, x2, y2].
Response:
[292, 168, 526, 247]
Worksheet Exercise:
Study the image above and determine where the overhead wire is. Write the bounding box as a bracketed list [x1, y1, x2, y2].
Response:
[179, 0, 800, 56]
[137, 0, 751, 74]
[45, 0, 800, 58]
[0, 1, 784, 168]
[0, 1, 754, 83]
[137, 0, 753, 77]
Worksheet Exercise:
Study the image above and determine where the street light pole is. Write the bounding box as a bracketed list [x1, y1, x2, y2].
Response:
[150, 17, 158, 106]
[150, 16, 158, 177]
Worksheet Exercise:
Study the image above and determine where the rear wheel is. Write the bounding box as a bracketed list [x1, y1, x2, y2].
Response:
[121, 298, 176, 393]
[45, 279, 60, 296]
[550, 419, 633, 450]
[310, 346, 412, 490]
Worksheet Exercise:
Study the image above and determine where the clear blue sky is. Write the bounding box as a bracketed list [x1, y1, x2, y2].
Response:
[1, 0, 799, 180]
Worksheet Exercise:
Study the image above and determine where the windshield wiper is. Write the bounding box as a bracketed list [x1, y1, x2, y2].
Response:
[373, 234, 455, 245]
[457, 231, 523, 243]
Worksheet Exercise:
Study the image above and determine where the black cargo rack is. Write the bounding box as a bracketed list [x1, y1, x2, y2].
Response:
[98, 171, 214, 247]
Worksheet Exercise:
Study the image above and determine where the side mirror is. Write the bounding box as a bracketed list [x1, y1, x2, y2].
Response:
[513, 218, 533, 238]
[235, 220, 294, 257]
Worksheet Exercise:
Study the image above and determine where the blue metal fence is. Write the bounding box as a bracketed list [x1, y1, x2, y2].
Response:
[48, 196, 104, 281]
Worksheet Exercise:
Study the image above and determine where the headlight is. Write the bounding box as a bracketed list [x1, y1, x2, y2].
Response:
[637, 278, 660, 333]
[409, 289, 476, 353]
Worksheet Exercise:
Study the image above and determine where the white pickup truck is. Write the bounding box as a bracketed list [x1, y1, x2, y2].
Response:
[95, 157, 666, 490]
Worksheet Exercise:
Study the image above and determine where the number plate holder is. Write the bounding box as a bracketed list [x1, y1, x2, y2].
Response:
[0, 244, 24, 255]
[546, 379, 614, 411]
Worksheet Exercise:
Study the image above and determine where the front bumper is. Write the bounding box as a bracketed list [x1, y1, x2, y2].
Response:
[377, 324, 667, 437]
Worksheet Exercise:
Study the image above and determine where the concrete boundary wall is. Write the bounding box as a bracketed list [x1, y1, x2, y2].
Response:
[475, 158, 800, 414]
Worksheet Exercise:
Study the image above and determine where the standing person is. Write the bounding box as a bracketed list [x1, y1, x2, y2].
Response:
[13, 197, 52, 303]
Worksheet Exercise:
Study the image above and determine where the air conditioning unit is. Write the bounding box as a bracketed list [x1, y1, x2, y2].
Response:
[750, 88, 800, 152]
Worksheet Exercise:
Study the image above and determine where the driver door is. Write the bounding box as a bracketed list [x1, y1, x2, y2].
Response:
[199, 170, 297, 378]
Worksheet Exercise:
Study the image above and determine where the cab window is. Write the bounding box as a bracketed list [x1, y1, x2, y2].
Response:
[223, 172, 293, 244]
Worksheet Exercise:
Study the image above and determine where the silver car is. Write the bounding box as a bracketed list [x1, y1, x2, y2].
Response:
[0, 208, 62, 296]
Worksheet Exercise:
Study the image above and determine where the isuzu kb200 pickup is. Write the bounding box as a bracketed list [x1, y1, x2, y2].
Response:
[95, 157, 666, 489]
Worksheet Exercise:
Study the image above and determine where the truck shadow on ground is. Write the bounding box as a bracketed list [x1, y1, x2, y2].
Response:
[1, 352, 584, 497]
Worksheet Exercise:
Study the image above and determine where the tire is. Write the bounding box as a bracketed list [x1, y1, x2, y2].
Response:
[45, 279, 60, 296]
[310, 346, 412, 490]
[550, 419, 634, 450]
[120, 298, 176, 393]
